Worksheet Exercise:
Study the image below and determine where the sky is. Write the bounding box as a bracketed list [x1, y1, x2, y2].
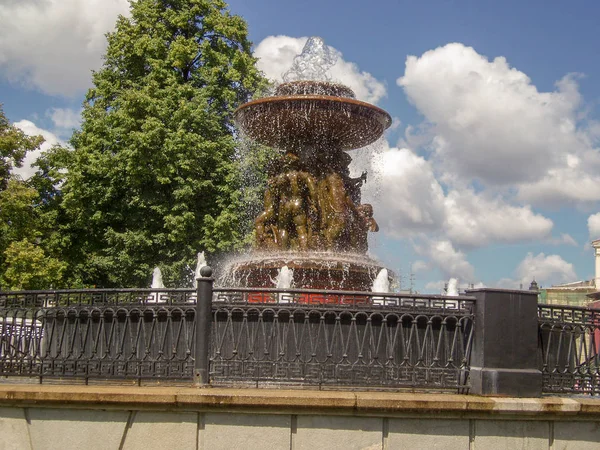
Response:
[1, 0, 600, 292]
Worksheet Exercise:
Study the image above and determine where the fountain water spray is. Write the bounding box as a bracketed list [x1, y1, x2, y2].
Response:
[283, 37, 338, 83]
[272, 265, 293, 304]
[273, 265, 294, 289]
[447, 278, 459, 297]
[371, 268, 390, 305]
[151, 267, 165, 289]
[193, 252, 208, 288]
[148, 267, 165, 303]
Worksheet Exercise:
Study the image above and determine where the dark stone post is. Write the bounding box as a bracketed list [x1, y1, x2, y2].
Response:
[194, 266, 213, 386]
[466, 288, 542, 397]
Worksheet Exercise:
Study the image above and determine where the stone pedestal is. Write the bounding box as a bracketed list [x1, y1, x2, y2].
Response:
[466, 288, 542, 397]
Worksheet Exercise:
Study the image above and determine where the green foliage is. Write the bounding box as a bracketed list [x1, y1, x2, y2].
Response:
[1, 239, 67, 290]
[0, 105, 44, 190]
[59, 0, 266, 287]
[0, 110, 67, 290]
[0, 178, 68, 290]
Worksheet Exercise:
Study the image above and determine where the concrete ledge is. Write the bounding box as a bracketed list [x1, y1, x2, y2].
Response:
[0, 384, 599, 419]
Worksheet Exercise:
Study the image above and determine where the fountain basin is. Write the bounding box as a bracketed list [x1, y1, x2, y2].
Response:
[234, 95, 391, 151]
[220, 251, 393, 292]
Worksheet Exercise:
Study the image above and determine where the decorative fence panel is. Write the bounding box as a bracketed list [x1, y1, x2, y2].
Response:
[0, 290, 197, 381]
[210, 289, 475, 391]
[538, 304, 600, 395]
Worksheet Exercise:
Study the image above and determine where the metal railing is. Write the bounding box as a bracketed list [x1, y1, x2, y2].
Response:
[5, 282, 600, 396]
[0, 289, 198, 381]
[211, 288, 475, 390]
[538, 304, 600, 395]
[0, 284, 475, 392]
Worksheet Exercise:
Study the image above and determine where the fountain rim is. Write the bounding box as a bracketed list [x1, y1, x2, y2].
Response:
[234, 94, 393, 129]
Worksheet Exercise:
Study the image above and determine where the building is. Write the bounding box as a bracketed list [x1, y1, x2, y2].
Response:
[536, 239, 600, 307]
[538, 279, 596, 306]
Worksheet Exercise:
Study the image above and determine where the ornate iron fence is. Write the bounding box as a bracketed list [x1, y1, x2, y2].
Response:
[0, 286, 475, 391]
[538, 304, 600, 395]
[210, 288, 475, 390]
[0, 289, 197, 381]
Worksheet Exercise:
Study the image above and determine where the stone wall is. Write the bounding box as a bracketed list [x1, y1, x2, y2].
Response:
[1, 385, 599, 450]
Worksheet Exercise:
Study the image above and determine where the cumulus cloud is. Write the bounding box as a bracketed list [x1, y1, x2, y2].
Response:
[367, 147, 446, 237]
[416, 239, 476, 282]
[362, 144, 554, 247]
[0, 0, 130, 96]
[254, 35, 386, 104]
[12, 121, 61, 180]
[547, 233, 578, 247]
[48, 108, 82, 130]
[397, 43, 600, 208]
[499, 252, 577, 289]
[518, 169, 600, 206]
[588, 213, 600, 240]
[443, 189, 553, 247]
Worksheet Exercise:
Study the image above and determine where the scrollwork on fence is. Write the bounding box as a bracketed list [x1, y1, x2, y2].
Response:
[538, 304, 600, 395]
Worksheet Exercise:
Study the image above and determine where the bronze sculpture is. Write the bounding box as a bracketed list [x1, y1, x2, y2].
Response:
[236, 80, 389, 254]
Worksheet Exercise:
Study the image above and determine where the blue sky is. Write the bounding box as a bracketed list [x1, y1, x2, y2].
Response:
[2, 0, 600, 292]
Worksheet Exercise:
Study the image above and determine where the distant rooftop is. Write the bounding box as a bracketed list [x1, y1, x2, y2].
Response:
[546, 279, 596, 290]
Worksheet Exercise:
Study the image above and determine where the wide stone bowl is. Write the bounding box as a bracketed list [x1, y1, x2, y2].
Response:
[234, 82, 391, 152]
[219, 251, 394, 292]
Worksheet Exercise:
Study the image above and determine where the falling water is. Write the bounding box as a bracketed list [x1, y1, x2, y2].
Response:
[227, 37, 395, 293]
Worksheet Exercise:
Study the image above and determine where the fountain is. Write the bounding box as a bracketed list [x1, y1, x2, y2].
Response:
[446, 278, 459, 296]
[148, 267, 165, 303]
[272, 265, 294, 289]
[151, 267, 165, 289]
[226, 37, 393, 291]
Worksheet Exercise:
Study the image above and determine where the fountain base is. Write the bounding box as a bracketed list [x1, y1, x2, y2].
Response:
[220, 251, 392, 291]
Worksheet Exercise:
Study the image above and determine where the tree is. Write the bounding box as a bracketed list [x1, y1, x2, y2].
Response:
[0, 108, 66, 290]
[0, 105, 44, 190]
[60, 0, 266, 287]
[0, 177, 68, 290]
[1, 239, 66, 290]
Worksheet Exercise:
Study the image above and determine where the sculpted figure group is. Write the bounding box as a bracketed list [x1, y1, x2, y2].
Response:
[254, 149, 378, 253]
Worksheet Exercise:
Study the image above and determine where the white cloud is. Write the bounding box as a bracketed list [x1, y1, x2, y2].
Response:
[443, 189, 553, 247]
[48, 108, 82, 130]
[424, 280, 446, 293]
[518, 170, 600, 206]
[515, 252, 577, 288]
[416, 239, 476, 282]
[397, 43, 600, 208]
[411, 260, 429, 273]
[547, 233, 578, 247]
[362, 144, 554, 247]
[254, 35, 386, 104]
[12, 121, 61, 180]
[0, 0, 130, 96]
[588, 213, 600, 240]
[497, 252, 577, 289]
[366, 147, 446, 238]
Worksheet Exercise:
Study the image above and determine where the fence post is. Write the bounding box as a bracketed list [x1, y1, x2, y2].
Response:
[194, 266, 213, 386]
[466, 288, 542, 397]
